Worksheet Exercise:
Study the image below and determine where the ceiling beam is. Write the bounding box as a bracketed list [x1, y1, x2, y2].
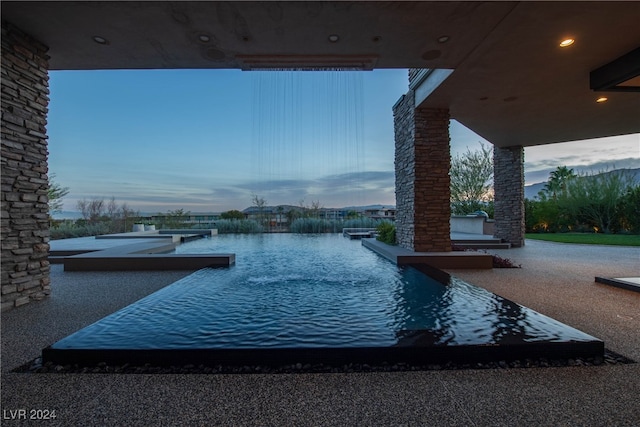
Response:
[590, 47, 640, 92]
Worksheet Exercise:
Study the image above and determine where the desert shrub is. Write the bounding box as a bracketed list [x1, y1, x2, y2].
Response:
[205, 219, 263, 234]
[450, 142, 494, 215]
[616, 186, 640, 234]
[376, 221, 396, 245]
[529, 167, 639, 234]
[290, 218, 338, 233]
[50, 222, 110, 240]
[342, 218, 379, 229]
[291, 217, 384, 233]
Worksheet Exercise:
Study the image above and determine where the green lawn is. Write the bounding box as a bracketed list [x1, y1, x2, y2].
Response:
[525, 233, 640, 246]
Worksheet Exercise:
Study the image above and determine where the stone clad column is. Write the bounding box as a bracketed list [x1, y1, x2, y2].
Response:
[413, 107, 451, 252]
[493, 146, 525, 247]
[1, 22, 51, 310]
[393, 92, 416, 250]
[394, 91, 451, 252]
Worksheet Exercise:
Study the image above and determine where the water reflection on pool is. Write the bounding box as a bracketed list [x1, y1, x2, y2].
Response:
[51, 234, 598, 351]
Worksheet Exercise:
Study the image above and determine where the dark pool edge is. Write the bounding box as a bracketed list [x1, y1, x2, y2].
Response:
[39, 245, 607, 371]
[41, 339, 605, 369]
[40, 262, 606, 371]
[19, 347, 636, 375]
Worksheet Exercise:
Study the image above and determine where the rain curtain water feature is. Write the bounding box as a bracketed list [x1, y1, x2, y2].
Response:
[250, 70, 366, 209]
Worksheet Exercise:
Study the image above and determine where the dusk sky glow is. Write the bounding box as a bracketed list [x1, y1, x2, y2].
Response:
[48, 69, 639, 214]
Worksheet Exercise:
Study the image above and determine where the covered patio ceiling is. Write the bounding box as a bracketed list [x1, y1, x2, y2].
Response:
[3, 1, 639, 147]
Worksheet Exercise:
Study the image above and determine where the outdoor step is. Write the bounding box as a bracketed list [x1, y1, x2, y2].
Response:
[454, 242, 512, 250]
[452, 238, 503, 244]
[362, 238, 493, 269]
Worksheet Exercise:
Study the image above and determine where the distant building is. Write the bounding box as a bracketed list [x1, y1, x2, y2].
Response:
[362, 207, 396, 221]
[242, 205, 303, 228]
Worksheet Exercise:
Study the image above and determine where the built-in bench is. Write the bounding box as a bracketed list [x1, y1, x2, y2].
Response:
[50, 230, 234, 271]
[362, 238, 493, 269]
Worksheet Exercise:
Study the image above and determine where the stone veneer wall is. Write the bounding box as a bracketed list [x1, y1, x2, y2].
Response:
[493, 146, 525, 247]
[1, 22, 51, 311]
[408, 69, 424, 84]
[393, 89, 451, 252]
[412, 107, 451, 252]
[393, 92, 416, 249]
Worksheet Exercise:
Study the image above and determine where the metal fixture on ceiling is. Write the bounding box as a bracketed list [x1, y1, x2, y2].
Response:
[236, 54, 378, 71]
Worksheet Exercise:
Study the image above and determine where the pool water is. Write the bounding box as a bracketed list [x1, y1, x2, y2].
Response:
[49, 234, 600, 353]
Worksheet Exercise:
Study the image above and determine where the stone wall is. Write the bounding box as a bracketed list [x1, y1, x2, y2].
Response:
[393, 88, 451, 252]
[413, 107, 451, 252]
[393, 92, 416, 249]
[408, 69, 424, 85]
[493, 146, 525, 247]
[1, 22, 51, 311]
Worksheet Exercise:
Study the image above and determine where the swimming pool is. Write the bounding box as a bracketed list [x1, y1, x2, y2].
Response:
[44, 234, 603, 367]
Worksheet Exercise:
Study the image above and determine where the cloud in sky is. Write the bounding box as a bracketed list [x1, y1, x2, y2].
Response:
[211, 170, 396, 212]
[50, 69, 407, 212]
[48, 69, 638, 213]
[524, 134, 640, 183]
[525, 157, 640, 185]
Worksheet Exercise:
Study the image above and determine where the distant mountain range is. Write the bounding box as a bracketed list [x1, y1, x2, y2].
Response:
[525, 168, 640, 200]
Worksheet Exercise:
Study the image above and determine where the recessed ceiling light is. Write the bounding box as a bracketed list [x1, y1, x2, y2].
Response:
[437, 35, 450, 44]
[596, 96, 608, 103]
[198, 34, 211, 43]
[92, 36, 108, 45]
[559, 38, 575, 48]
[328, 34, 340, 43]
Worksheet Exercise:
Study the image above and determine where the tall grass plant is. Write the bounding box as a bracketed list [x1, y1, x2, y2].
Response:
[198, 219, 263, 234]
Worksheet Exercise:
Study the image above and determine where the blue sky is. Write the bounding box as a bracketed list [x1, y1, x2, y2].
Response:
[48, 69, 639, 213]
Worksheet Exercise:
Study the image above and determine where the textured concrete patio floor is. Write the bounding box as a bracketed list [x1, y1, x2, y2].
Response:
[2, 240, 639, 426]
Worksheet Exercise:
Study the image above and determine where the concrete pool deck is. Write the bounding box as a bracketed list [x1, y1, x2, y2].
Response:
[49, 230, 234, 271]
[2, 239, 639, 425]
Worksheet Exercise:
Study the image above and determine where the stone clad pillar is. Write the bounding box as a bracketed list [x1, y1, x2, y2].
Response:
[393, 92, 416, 250]
[493, 146, 525, 247]
[1, 22, 51, 310]
[413, 107, 451, 252]
[394, 91, 451, 252]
